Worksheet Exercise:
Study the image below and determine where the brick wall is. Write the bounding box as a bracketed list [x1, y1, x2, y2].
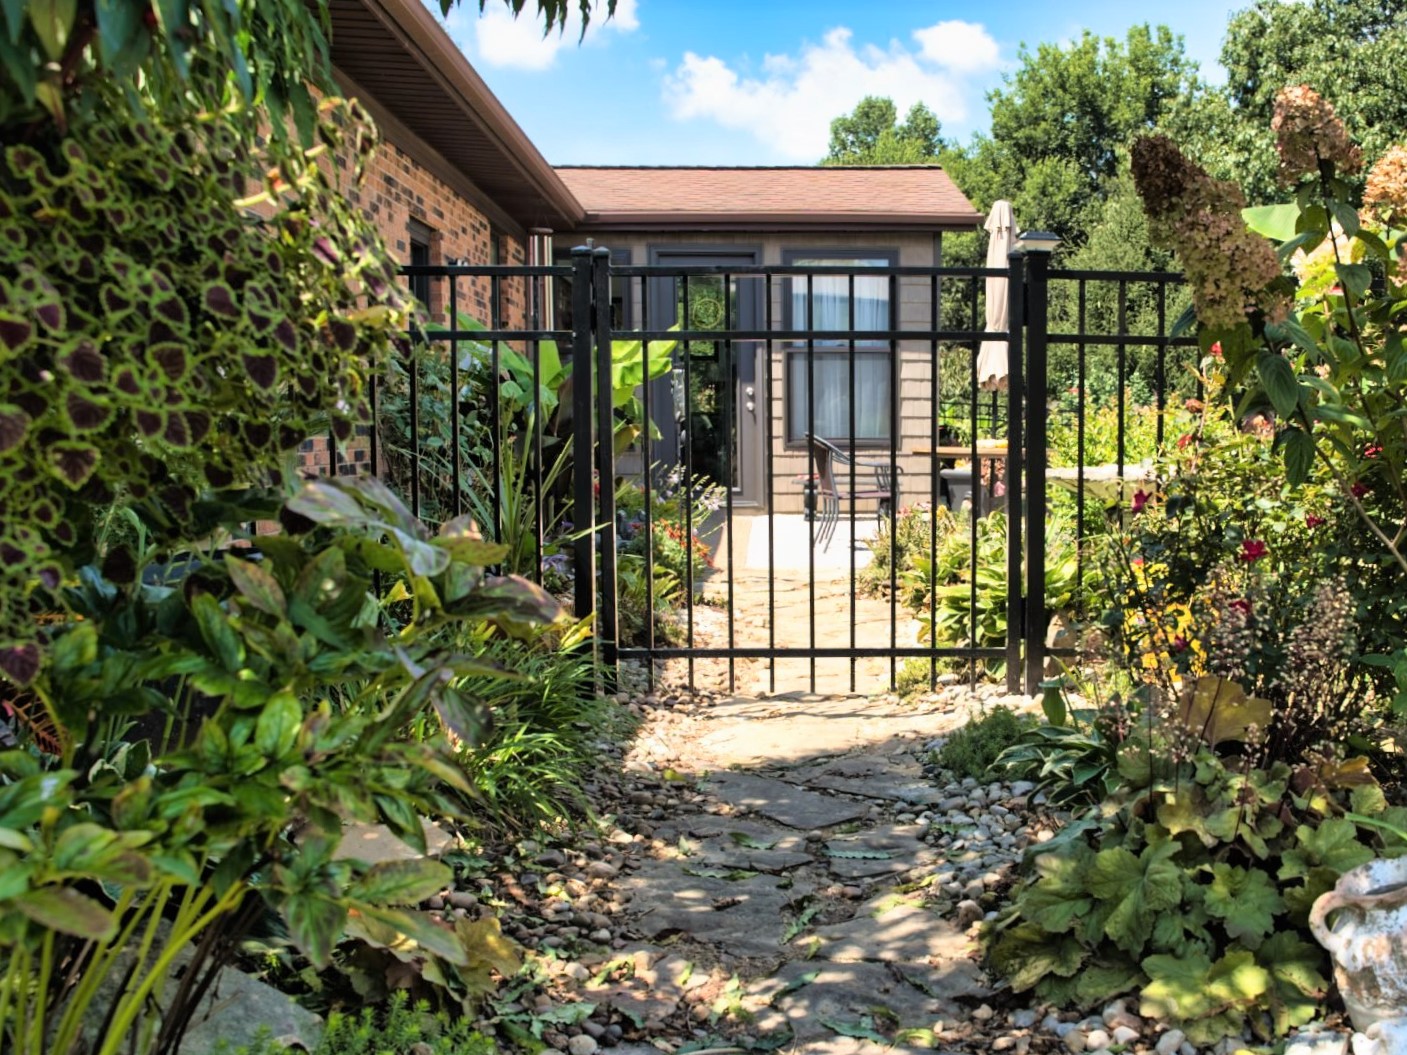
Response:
[295, 102, 531, 483]
[341, 139, 528, 327]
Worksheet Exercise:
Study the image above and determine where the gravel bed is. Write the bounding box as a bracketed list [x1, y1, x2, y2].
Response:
[414, 681, 1351, 1055]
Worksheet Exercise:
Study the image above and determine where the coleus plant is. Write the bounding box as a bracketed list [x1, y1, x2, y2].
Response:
[0, 476, 561, 1055]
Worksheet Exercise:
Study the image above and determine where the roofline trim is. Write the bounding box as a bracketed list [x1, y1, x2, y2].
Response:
[575, 211, 984, 231]
[332, 68, 526, 242]
[357, 0, 585, 228]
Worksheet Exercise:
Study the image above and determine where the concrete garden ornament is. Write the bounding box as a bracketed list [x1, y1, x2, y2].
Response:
[1310, 857, 1407, 1051]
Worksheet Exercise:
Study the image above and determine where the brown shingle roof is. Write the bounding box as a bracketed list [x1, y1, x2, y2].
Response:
[556, 166, 981, 232]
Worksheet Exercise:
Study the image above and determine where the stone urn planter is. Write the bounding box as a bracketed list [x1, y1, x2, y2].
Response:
[1309, 856, 1407, 1035]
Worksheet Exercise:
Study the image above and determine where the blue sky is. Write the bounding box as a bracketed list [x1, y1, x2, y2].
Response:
[432, 0, 1246, 166]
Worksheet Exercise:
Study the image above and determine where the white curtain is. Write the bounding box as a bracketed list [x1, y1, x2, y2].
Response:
[792, 270, 890, 340]
[788, 262, 891, 441]
[789, 352, 890, 440]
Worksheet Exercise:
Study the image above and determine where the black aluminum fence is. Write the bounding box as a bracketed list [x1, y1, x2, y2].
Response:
[380, 252, 1197, 697]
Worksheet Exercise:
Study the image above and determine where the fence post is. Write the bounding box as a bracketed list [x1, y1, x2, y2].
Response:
[591, 248, 619, 686]
[1004, 252, 1025, 695]
[570, 247, 596, 634]
[1022, 242, 1054, 695]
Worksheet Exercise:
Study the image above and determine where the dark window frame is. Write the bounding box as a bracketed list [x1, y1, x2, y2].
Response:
[780, 248, 898, 449]
[553, 246, 633, 331]
[408, 218, 434, 312]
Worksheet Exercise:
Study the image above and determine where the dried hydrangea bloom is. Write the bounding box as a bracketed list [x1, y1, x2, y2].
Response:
[1132, 134, 1289, 329]
[1271, 84, 1362, 186]
[1364, 144, 1407, 227]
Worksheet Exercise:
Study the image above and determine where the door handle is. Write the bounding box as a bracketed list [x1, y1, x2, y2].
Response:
[745, 401, 755, 412]
[745, 386, 755, 397]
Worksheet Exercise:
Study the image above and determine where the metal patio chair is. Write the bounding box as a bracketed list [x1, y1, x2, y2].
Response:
[801, 433, 902, 546]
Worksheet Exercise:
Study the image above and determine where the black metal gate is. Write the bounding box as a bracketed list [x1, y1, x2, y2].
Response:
[389, 252, 1196, 698]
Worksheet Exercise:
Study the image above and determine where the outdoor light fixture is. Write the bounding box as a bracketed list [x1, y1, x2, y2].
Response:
[1014, 230, 1061, 255]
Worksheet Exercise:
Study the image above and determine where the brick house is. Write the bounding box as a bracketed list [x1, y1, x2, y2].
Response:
[325, 0, 983, 512]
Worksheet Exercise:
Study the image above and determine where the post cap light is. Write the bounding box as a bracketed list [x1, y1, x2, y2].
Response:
[1014, 230, 1061, 255]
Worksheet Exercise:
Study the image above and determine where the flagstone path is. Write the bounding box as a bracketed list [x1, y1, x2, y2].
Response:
[542, 681, 1046, 1055]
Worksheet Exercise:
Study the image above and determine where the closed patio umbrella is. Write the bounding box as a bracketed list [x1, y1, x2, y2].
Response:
[976, 200, 1016, 391]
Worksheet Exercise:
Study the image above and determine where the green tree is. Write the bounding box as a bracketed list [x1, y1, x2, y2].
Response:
[948, 25, 1205, 247]
[822, 96, 947, 166]
[1173, 0, 1407, 203]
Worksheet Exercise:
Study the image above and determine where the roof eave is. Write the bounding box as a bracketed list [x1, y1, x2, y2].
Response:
[340, 0, 586, 231]
[573, 210, 985, 232]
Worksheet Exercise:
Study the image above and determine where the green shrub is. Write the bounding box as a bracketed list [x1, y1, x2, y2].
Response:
[449, 636, 609, 832]
[894, 655, 958, 698]
[230, 991, 494, 1055]
[986, 674, 1407, 1045]
[934, 706, 1032, 779]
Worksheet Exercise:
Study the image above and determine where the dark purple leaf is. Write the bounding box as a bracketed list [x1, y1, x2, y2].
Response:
[244, 422, 272, 448]
[186, 410, 211, 444]
[50, 444, 99, 488]
[148, 320, 179, 344]
[164, 413, 190, 447]
[204, 463, 235, 488]
[204, 284, 238, 319]
[59, 341, 105, 382]
[100, 284, 132, 315]
[65, 393, 111, 432]
[0, 643, 40, 686]
[102, 546, 136, 585]
[0, 406, 31, 453]
[328, 318, 356, 349]
[273, 319, 297, 351]
[243, 354, 277, 390]
[114, 368, 140, 396]
[0, 315, 33, 352]
[35, 302, 62, 332]
[153, 297, 188, 329]
[135, 410, 163, 437]
[149, 344, 187, 381]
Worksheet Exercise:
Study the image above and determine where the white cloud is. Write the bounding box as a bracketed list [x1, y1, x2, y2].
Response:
[913, 20, 1001, 74]
[442, 0, 638, 72]
[662, 21, 1000, 162]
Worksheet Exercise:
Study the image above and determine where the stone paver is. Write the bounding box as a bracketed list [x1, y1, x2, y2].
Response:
[703, 770, 871, 829]
[598, 683, 995, 1053]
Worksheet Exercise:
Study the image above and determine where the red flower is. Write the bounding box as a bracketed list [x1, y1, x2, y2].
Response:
[1305, 513, 1326, 528]
[1365, 444, 1383, 459]
[1240, 539, 1268, 563]
[1230, 598, 1252, 615]
[1352, 482, 1370, 499]
[1172, 635, 1189, 652]
[1131, 489, 1152, 514]
[1210, 341, 1223, 358]
[1176, 433, 1193, 449]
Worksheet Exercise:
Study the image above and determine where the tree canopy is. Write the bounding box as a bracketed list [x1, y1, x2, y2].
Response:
[1174, 0, 1407, 202]
[821, 96, 947, 166]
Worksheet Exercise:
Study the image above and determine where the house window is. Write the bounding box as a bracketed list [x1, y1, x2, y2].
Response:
[408, 219, 433, 311]
[553, 247, 631, 330]
[784, 252, 895, 444]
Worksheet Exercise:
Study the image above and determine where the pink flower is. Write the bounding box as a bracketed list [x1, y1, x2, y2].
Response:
[1230, 598, 1252, 615]
[1210, 342, 1223, 359]
[1131, 490, 1152, 514]
[1365, 444, 1383, 459]
[1240, 539, 1268, 563]
[1172, 635, 1189, 653]
[1305, 513, 1326, 528]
